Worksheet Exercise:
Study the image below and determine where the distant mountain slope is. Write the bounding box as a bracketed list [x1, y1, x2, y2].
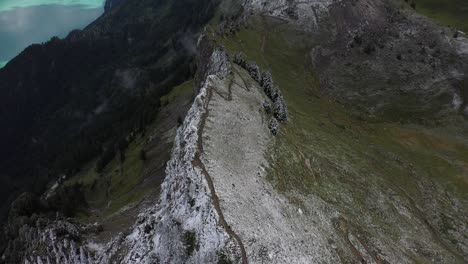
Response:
[0, 0, 219, 218]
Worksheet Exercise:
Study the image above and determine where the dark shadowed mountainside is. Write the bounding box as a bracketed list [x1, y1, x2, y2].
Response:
[0, 0, 220, 219]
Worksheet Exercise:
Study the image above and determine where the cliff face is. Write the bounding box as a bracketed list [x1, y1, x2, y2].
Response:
[123, 44, 236, 264]
[244, 0, 333, 31]
[11, 38, 240, 264]
[2, 0, 468, 263]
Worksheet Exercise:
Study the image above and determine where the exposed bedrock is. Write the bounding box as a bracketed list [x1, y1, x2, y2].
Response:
[310, 0, 468, 122]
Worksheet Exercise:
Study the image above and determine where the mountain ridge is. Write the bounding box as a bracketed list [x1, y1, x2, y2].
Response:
[1, 0, 467, 263]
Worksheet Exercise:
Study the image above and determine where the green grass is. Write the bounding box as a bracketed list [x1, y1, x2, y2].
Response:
[410, 0, 468, 32]
[183, 231, 198, 256]
[216, 16, 467, 261]
[64, 80, 193, 220]
[65, 134, 147, 219]
[217, 252, 234, 264]
[160, 80, 193, 106]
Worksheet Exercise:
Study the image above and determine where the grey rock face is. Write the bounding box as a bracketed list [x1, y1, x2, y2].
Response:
[244, 0, 334, 31]
[195, 35, 231, 91]
[4, 214, 94, 264]
[116, 43, 240, 264]
[310, 0, 468, 122]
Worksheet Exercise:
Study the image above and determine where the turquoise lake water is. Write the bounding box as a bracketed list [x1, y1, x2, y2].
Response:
[0, 0, 105, 68]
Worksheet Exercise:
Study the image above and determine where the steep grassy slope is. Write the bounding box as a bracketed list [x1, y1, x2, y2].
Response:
[217, 16, 468, 262]
[63, 80, 193, 222]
